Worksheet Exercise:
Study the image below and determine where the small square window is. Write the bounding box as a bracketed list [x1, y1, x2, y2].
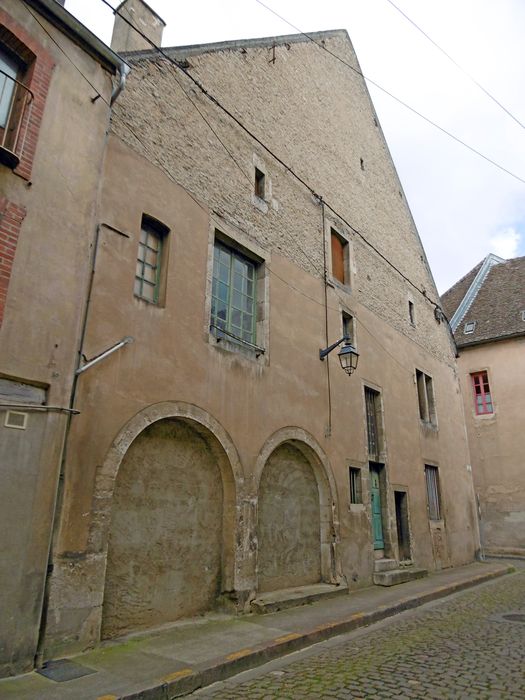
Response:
[521, 310, 525, 322]
[349, 467, 362, 504]
[464, 321, 476, 334]
[471, 371, 493, 415]
[254, 167, 265, 199]
[416, 369, 437, 426]
[134, 215, 169, 304]
[330, 229, 350, 285]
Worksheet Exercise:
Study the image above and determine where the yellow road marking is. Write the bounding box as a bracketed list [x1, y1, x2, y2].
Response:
[226, 648, 253, 661]
[274, 632, 301, 643]
[162, 668, 194, 683]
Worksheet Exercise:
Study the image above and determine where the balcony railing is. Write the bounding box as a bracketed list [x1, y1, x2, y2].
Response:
[0, 68, 34, 170]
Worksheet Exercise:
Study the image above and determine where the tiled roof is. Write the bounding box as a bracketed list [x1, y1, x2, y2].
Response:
[441, 255, 525, 347]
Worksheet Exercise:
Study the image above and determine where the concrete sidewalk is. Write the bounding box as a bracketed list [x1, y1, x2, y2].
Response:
[0, 561, 512, 700]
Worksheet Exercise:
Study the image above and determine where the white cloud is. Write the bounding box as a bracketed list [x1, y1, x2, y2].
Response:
[489, 228, 521, 259]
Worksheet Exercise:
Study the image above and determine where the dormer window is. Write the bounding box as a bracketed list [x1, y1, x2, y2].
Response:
[464, 321, 476, 334]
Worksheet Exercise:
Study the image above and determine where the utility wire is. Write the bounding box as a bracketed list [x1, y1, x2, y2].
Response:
[255, 0, 525, 186]
[20, 0, 110, 106]
[98, 0, 446, 309]
[384, 0, 525, 131]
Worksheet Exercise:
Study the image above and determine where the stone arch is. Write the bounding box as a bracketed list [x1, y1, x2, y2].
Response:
[254, 427, 341, 591]
[90, 402, 243, 639]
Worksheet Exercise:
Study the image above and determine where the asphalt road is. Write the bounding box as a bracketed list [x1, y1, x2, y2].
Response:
[191, 559, 525, 699]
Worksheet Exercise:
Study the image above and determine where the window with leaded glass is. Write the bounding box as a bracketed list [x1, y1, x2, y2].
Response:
[471, 371, 493, 415]
[134, 216, 168, 304]
[211, 241, 257, 344]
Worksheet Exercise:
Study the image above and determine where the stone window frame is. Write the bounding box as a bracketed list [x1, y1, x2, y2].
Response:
[133, 214, 170, 306]
[251, 153, 272, 214]
[415, 368, 438, 428]
[424, 463, 443, 522]
[340, 306, 357, 348]
[362, 380, 387, 462]
[204, 216, 270, 363]
[324, 217, 354, 291]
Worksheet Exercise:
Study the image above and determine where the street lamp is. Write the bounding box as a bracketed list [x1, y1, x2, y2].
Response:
[319, 335, 359, 376]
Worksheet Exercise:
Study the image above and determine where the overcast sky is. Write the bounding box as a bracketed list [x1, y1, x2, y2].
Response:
[65, 0, 525, 293]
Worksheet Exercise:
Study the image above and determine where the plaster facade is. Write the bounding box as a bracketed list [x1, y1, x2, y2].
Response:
[0, 0, 120, 677]
[0, 2, 481, 675]
[41, 26, 479, 660]
[457, 338, 525, 556]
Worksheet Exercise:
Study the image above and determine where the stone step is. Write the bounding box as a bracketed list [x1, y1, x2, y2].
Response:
[373, 567, 428, 587]
[373, 558, 398, 573]
[251, 582, 348, 614]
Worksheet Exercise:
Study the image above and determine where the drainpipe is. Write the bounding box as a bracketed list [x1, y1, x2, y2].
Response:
[35, 58, 130, 665]
[111, 61, 130, 105]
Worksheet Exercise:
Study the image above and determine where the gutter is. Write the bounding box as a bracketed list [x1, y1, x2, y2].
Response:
[25, 0, 129, 75]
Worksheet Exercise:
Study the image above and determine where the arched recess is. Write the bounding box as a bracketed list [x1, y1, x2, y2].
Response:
[89, 402, 243, 640]
[254, 428, 341, 592]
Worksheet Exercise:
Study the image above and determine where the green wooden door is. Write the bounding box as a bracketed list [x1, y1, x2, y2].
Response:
[370, 467, 384, 550]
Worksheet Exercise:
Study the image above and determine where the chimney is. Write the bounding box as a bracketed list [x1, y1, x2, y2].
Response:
[111, 0, 166, 53]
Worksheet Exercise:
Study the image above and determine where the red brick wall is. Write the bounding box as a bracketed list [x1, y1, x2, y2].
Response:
[0, 7, 54, 179]
[0, 196, 26, 327]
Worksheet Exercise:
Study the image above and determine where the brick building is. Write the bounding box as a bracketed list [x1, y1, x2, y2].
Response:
[1, 0, 481, 675]
[442, 254, 525, 557]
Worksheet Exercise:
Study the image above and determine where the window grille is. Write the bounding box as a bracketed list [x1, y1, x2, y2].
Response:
[425, 465, 441, 520]
[365, 387, 380, 457]
[349, 467, 362, 504]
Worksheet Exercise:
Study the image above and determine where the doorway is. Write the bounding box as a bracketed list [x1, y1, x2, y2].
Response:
[370, 464, 384, 551]
[394, 490, 411, 561]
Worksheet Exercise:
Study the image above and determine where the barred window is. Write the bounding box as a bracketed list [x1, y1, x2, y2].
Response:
[425, 465, 442, 520]
[349, 467, 362, 504]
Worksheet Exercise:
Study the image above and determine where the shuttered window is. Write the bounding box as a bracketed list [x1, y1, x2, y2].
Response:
[330, 229, 348, 285]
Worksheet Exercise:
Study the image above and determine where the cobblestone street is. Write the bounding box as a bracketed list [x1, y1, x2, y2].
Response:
[193, 562, 525, 699]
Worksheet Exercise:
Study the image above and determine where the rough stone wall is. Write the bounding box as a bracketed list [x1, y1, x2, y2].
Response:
[257, 443, 321, 592]
[102, 419, 224, 638]
[111, 31, 453, 365]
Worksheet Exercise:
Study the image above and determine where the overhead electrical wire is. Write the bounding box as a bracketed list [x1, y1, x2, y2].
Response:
[20, 0, 111, 106]
[383, 0, 525, 131]
[255, 0, 525, 187]
[98, 0, 450, 313]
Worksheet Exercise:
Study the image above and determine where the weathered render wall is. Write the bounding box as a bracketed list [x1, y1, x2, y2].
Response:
[42, 31, 479, 657]
[0, 0, 114, 676]
[458, 338, 525, 555]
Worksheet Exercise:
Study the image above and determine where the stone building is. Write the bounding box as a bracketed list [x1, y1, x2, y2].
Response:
[1, 0, 481, 675]
[442, 254, 525, 557]
[0, 0, 125, 677]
